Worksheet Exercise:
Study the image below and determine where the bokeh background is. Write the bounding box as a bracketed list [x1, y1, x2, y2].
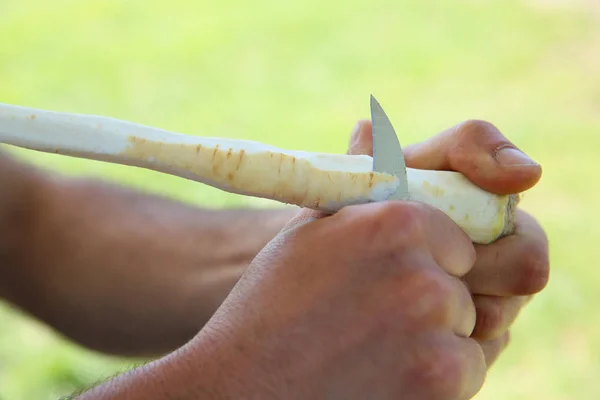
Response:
[1, 0, 599, 398]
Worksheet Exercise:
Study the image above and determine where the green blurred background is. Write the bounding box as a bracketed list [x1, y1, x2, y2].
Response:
[1, 0, 599, 398]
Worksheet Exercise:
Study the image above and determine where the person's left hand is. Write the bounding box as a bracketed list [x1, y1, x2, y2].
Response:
[347, 118, 549, 368]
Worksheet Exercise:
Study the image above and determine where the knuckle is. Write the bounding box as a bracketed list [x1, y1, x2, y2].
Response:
[458, 119, 501, 139]
[399, 268, 454, 325]
[383, 201, 425, 235]
[425, 273, 455, 309]
[411, 342, 466, 399]
[449, 119, 508, 165]
[365, 201, 426, 245]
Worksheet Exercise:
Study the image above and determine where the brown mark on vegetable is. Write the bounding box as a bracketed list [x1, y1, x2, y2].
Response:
[278, 153, 283, 174]
[236, 149, 245, 170]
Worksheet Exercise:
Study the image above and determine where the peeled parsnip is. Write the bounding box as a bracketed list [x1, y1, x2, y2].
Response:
[0, 102, 519, 244]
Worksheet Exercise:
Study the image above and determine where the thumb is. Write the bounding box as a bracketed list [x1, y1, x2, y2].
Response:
[280, 120, 373, 233]
[347, 120, 374, 156]
[402, 120, 542, 195]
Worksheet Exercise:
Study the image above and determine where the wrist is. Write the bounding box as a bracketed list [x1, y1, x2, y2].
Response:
[76, 326, 251, 399]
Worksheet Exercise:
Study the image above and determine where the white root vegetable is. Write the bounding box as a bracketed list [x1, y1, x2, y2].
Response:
[0, 102, 519, 244]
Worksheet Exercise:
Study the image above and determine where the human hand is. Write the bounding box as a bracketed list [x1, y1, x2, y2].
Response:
[176, 140, 487, 400]
[76, 120, 547, 400]
[347, 118, 549, 367]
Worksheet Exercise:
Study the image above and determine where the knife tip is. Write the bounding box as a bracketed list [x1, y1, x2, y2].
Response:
[370, 94, 381, 108]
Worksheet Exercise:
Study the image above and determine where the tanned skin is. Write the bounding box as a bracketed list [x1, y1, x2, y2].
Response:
[0, 119, 548, 399]
[0, 152, 296, 357]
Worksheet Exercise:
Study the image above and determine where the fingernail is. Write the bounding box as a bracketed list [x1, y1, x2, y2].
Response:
[494, 146, 538, 167]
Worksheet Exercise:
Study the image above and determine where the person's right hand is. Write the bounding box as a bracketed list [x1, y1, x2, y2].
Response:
[176, 195, 486, 398]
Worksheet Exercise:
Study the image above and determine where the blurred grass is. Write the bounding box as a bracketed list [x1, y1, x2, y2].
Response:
[1, 0, 599, 398]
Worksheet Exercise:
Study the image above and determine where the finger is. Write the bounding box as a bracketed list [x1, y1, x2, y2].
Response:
[452, 337, 487, 400]
[402, 119, 542, 195]
[464, 209, 550, 296]
[341, 199, 476, 278]
[470, 295, 529, 341]
[348, 119, 373, 156]
[282, 120, 374, 233]
[479, 331, 511, 368]
[449, 276, 477, 338]
[414, 202, 477, 278]
[419, 333, 486, 400]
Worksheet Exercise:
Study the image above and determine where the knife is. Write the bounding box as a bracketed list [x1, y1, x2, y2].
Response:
[0, 97, 519, 244]
[370, 94, 410, 201]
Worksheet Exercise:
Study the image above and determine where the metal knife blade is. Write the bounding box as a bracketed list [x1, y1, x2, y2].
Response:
[370, 95, 410, 200]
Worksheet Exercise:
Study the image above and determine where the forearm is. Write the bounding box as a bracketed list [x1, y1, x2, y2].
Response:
[0, 154, 296, 356]
[72, 331, 249, 400]
[0, 153, 42, 281]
